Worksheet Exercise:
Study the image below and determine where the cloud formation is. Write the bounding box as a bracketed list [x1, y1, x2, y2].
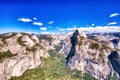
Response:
[40, 27, 47, 30]
[18, 18, 32, 22]
[48, 21, 54, 24]
[91, 24, 95, 26]
[40, 32, 50, 34]
[81, 26, 120, 33]
[33, 17, 37, 20]
[107, 22, 117, 25]
[58, 28, 65, 31]
[110, 13, 120, 17]
[58, 27, 78, 31]
[33, 22, 43, 26]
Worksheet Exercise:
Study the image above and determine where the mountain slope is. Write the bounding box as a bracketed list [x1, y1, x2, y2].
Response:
[0, 33, 49, 80]
[0, 30, 120, 80]
[11, 50, 97, 80]
[66, 30, 119, 80]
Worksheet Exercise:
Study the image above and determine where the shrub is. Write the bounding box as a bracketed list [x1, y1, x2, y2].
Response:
[107, 76, 117, 80]
[26, 47, 37, 52]
[1, 33, 17, 46]
[101, 44, 111, 50]
[2, 39, 7, 45]
[11, 50, 97, 80]
[78, 40, 83, 47]
[17, 36, 26, 46]
[71, 69, 82, 79]
[83, 73, 97, 80]
[90, 42, 99, 50]
[0, 50, 16, 60]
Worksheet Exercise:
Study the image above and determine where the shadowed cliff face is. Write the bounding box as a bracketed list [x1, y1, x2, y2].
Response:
[66, 30, 79, 64]
[108, 50, 120, 76]
[111, 39, 119, 48]
[65, 30, 115, 80]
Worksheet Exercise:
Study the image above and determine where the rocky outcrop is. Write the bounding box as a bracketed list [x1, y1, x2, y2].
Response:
[0, 33, 49, 80]
[37, 34, 68, 51]
[66, 30, 79, 64]
[108, 50, 120, 79]
[0, 30, 120, 80]
[66, 29, 116, 80]
[77, 29, 87, 38]
[110, 39, 120, 49]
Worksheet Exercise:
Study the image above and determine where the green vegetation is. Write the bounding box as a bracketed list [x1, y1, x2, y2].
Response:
[0, 50, 16, 60]
[2, 39, 7, 46]
[1, 33, 17, 45]
[21, 33, 35, 42]
[101, 44, 111, 50]
[78, 37, 85, 47]
[17, 36, 26, 46]
[34, 43, 44, 49]
[54, 45, 62, 52]
[11, 50, 97, 80]
[26, 47, 37, 52]
[90, 42, 99, 50]
[78, 40, 83, 47]
[99, 52, 105, 58]
[107, 76, 117, 80]
[83, 73, 97, 80]
[98, 53, 106, 63]
[21, 33, 30, 36]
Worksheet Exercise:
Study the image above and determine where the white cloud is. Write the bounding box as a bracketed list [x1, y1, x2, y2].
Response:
[81, 26, 120, 33]
[33, 22, 43, 26]
[33, 17, 37, 20]
[91, 24, 95, 26]
[40, 32, 50, 34]
[48, 21, 54, 24]
[107, 22, 117, 25]
[110, 13, 120, 17]
[58, 28, 66, 31]
[67, 28, 77, 30]
[18, 18, 32, 22]
[40, 31, 55, 34]
[40, 27, 47, 30]
[58, 26, 120, 33]
[58, 27, 78, 31]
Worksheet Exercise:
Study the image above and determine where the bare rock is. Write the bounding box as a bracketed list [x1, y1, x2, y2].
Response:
[0, 33, 49, 80]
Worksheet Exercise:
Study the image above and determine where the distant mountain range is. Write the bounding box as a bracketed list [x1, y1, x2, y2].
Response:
[81, 26, 120, 34]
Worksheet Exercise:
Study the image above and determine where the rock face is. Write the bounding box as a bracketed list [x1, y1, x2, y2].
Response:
[37, 34, 68, 51]
[0, 33, 49, 80]
[66, 30, 79, 64]
[0, 30, 120, 80]
[108, 50, 120, 78]
[66, 30, 119, 80]
[111, 39, 120, 49]
[77, 29, 87, 38]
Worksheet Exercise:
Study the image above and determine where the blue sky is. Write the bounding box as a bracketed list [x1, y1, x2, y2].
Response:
[0, 0, 120, 33]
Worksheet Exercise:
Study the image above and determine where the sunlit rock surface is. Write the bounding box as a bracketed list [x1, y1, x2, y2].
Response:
[66, 30, 120, 80]
[0, 33, 49, 80]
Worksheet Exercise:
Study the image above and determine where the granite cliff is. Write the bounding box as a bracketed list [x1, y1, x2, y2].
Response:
[66, 30, 120, 80]
[0, 29, 120, 80]
[0, 33, 49, 80]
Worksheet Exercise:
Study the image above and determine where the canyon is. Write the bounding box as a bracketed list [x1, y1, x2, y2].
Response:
[0, 29, 120, 80]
